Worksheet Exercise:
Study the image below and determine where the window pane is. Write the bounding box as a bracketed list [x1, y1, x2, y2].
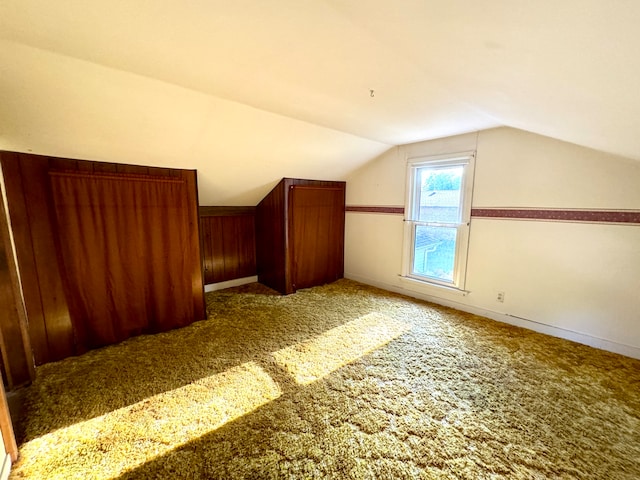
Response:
[412, 225, 457, 282]
[416, 166, 463, 223]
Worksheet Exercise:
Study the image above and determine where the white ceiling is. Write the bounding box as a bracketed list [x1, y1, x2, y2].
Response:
[1, 0, 640, 202]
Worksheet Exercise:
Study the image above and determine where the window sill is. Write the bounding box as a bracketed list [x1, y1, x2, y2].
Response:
[398, 275, 469, 296]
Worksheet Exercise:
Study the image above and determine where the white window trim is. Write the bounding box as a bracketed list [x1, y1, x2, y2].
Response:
[401, 151, 476, 292]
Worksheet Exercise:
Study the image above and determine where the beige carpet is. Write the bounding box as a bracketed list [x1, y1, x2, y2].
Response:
[10, 279, 640, 479]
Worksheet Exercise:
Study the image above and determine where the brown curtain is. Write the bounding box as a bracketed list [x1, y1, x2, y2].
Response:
[49, 171, 195, 350]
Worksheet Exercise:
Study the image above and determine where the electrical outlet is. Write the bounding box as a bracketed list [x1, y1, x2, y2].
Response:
[496, 291, 505, 303]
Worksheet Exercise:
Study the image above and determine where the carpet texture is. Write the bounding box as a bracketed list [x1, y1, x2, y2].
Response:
[10, 279, 640, 479]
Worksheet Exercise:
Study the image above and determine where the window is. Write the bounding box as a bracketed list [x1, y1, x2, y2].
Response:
[403, 152, 475, 290]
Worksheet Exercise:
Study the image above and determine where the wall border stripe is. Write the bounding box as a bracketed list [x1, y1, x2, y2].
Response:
[346, 205, 640, 225]
[346, 206, 405, 214]
[471, 208, 640, 225]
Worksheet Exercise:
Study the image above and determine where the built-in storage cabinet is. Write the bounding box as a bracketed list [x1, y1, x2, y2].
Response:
[1, 152, 205, 365]
[256, 178, 345, 295]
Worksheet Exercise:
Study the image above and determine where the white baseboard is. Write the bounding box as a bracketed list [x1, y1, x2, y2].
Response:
[204, 276, 258, 293]
[345, 273, 640, 360]
[0, 454, 10, 480]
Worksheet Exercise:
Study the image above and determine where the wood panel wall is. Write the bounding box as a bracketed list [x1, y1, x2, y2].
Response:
[199, 207, 256, 284]
[256, 179, 288, 294]
[0, 190, 34, 389]
[0, 151, 205, 366]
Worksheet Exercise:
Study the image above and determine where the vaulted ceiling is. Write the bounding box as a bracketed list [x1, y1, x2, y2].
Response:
[1, 1, 639, 204]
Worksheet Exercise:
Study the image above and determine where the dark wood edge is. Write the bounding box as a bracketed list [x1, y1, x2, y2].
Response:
[0, 189, 19, 460]
[0, 381, 17, 461]
[0, 174, 35, 386]
[0, 150, 185, 177]
[186, 171, 206, 321]
[1, 153, 50, 365]
[290, 186, 345, 191]
[49, 170, 184, 183]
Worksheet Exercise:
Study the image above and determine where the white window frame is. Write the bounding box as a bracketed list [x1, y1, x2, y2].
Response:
[402, 151, 475, 291]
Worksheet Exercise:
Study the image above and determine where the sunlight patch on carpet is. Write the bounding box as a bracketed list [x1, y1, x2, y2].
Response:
[12, 280, 640, 479]
[272, 312, 410, 385]
[15, 361, 281, 480]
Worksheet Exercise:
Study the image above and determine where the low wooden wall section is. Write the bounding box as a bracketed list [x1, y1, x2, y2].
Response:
[199, 207, 256, 285]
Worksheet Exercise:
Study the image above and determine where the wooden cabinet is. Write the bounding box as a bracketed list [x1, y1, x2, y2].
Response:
[1, 151, 205, 365]
[256, 178, 346, 294]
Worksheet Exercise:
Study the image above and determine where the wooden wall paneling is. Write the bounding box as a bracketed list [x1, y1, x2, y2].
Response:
[92, 161, 117, 173]
[0, 246, 27, 389]
[0, 154, 50, 365]
[116, 164, 150, 175]
[154, 167, 182, 178]
[0, 189, 34, 389]
[20, 155, 75, 361]
[237, 215, 257, 279]
[210, 216, 225, 283]
[48, 157, 77, 171]
[223, 216, 242, 280]
[199, 206, 256, 217]
[199, 207, 257, 285]
[256, 179, 288, 293]
[183, 169, 206, 321]
[76, 159, 95, 172]
[229, 215, 255, 281]
[200, 217, 214, 284]
[151, 167, 173, 177]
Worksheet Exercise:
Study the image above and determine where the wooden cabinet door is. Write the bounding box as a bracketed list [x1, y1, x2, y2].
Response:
[289, 186, 344, 291]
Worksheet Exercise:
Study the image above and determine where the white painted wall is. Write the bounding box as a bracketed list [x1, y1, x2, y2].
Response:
[345, 127, 640, 358]
[0, 40, 390, 206]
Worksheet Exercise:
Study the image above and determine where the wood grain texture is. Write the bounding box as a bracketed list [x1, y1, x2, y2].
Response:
[0, 151, 205, 365]
[182, 169, 206, 322]
[199, 206, 255, 217]
[200, 212, 256, 284]
[200, 216, 214, 284]
[290, 186, 345, 291]
[211, 217, 226, 283]
[116, 164, 149, 175]
[19, 155, 75, 362]
[0, 380, 17, 461]
[237, 215, 256, 279]
[1, 154, 52, 364]
[256, 179, 288, 293]
[256, 179, 345, 295]
[0, 191, 34, 389]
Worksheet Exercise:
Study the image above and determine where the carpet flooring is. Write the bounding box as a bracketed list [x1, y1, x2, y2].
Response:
[9, 279, 640, 479]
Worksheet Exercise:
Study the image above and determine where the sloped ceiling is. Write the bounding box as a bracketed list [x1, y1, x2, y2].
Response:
[1, 1, 640, 204]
